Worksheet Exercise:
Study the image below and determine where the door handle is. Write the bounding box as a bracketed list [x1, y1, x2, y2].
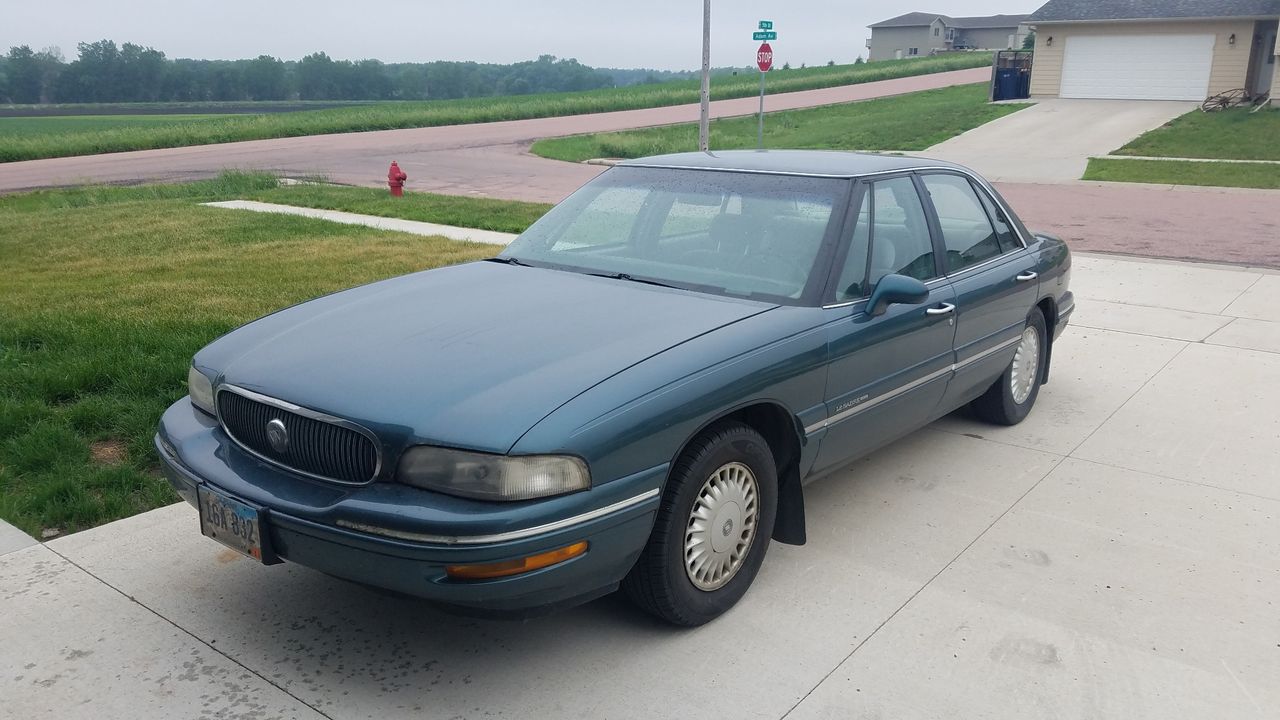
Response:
[1016, 271, 1039, 282]
[926, 303, 956, 316]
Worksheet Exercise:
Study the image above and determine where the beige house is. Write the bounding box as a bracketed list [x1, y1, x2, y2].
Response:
[867, 13, 1032, 61]
[1028, 0, 1280, 101]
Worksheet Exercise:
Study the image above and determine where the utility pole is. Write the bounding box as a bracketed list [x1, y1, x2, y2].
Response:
[699, 0, 711, 152]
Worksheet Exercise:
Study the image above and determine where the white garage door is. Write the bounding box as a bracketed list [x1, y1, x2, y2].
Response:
[1060, 34, 1215, 101]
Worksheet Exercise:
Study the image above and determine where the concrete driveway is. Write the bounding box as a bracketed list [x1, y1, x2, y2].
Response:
[923, 98, 1196, 182]
[4, 252, 1278, 719]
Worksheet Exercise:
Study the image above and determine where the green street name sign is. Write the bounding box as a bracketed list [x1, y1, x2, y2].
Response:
[753, 31, 777, 41]
[758, 20, 773, 30]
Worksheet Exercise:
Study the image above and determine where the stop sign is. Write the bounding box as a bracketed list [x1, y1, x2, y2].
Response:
[757, 43, 773, 72]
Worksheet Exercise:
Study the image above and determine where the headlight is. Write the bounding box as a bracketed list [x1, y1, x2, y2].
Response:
[396, 446, 590, 501]
[188, 366, 216, 415]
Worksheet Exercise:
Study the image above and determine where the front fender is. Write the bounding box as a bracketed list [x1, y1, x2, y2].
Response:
[510, 307, 830, 493]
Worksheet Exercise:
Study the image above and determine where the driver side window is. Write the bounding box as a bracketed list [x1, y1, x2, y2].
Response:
[834, 177, 937, 302]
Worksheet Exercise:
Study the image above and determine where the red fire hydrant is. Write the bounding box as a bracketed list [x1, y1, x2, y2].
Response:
[387, 161, 407, 197]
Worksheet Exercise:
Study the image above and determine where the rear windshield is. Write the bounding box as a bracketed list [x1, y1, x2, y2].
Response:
[500, 166, 847, 302]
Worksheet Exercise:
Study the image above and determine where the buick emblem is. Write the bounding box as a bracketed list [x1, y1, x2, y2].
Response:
[722, 519, 734, 537]
[266, 418, 289, 454]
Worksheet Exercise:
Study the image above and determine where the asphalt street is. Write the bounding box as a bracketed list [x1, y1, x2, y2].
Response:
[3, 252, 1279, 720]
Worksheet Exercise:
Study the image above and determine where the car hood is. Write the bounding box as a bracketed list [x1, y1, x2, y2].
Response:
[201, 261, 775, 455]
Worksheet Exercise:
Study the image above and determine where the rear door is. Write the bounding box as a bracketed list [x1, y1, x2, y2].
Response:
[811, 176, 956, 474]
[917, 172, 1040, 412]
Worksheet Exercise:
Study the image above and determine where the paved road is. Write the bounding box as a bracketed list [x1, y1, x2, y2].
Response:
[5, 253, 1278, 719]
[0, 68, 988, 199]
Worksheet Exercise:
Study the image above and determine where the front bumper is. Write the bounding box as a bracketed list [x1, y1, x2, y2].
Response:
[156, 399, 663, 615]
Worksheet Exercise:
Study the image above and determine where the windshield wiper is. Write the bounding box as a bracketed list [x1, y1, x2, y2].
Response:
[585, 271, 683, 290]
[485, 256, 532, 267]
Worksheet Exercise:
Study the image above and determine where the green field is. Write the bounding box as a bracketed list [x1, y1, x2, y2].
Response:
[0, 114, 223, 139]
[1112, 108, 1280, 161]
[0, 55, 991, 163]
[532, 83, 1025, 162]
[1084, 158, 1280, 189]
[0, 174, 527, 537]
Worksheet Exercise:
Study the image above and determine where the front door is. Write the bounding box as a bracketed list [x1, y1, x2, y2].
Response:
[812, 176, 957, 474]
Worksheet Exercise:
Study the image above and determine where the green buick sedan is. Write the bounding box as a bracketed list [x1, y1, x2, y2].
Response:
[157, 151, 1073, 625]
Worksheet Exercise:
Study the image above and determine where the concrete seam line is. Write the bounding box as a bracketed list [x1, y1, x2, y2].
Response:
[1221, 274, 1267, 315]
[42, 545, 337, 720]
[1066, 455, 1280, 507]
[1064, 342, 1190, 459]
[778, 451, 1069, 720]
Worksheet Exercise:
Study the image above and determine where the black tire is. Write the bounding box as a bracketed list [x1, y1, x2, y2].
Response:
[623, 421, 777, 626]
[971, 309, 1048, 426]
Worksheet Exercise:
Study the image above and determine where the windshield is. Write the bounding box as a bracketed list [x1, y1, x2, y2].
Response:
[500, 166, 847, 302]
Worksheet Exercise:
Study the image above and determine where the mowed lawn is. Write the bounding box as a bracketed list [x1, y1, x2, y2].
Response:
[1084, 158, 1280, 189]
[531, 83, 1026, 162]
[0, 114, 224, 139]
[1087, 108, 1280, 189]
[0, 174, 513, 537]
[1112, 107, 1280, 161]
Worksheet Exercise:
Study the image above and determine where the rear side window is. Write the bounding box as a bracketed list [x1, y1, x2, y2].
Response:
[920, 174, 1002, 273]
[973, 185, 1022, 253]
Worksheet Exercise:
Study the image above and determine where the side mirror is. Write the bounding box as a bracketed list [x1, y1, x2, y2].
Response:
[866, 274, 929, 317]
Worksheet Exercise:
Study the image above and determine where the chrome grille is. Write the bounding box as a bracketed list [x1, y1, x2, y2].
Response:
[216, 388, 379, 485]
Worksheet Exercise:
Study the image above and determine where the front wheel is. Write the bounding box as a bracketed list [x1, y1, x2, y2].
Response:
[623, 421, 777, 626]
[971, 309, 1047, 426]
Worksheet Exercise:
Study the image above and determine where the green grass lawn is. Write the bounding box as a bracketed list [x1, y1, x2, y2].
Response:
[1083, 158, 1280, 190]
[531, 83, 1025, 162]
[0, 174, 519, 537]
[0, 55, 991, 163]
[1112, 108, 1280, 161]
[0, 114, 224, 139]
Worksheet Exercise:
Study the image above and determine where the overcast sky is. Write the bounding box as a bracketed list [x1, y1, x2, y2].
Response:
[4, 1, 1035, 71]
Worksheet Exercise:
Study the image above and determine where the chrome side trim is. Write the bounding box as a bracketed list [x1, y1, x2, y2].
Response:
[954, 335, 1021, 371]
[805, 336, 1022, 435]
[335, 488, 661, 546]
[215, 384, 384, 486]
[804, 365, 953, 435]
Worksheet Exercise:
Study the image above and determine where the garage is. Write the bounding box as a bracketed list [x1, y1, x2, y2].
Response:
[1059, 34, 1215, 100]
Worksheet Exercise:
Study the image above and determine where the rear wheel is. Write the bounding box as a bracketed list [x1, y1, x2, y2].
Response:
[623, 421, 777, 626]
[971, 309, 1047, 426]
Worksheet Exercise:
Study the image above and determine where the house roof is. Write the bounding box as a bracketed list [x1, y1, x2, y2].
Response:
[869, 12, 1030, 29]
[1029, 0, 1280, 23]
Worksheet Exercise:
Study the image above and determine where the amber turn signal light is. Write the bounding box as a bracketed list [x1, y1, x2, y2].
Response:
[445, 541, 588, 580]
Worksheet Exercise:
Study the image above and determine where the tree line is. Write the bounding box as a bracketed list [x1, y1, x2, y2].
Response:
[0, 40, 705, 105]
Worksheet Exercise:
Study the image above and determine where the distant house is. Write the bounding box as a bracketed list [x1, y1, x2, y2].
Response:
[866, 12, 1032, 61]
[1027, 0, 1279, 101]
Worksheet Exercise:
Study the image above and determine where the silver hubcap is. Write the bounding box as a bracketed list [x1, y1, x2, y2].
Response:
[684, 461, 759, 591]
[1010, 325, 1041, 405]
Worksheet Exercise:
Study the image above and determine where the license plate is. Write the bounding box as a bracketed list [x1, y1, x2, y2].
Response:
[198, 485, 266, 562]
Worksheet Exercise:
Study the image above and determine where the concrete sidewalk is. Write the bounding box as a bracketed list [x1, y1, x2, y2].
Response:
[4, 253, 1278, 719]
[202, 201, 517, 245]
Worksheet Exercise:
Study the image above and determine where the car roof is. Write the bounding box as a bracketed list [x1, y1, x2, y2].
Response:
[616, 150, 973, 179]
